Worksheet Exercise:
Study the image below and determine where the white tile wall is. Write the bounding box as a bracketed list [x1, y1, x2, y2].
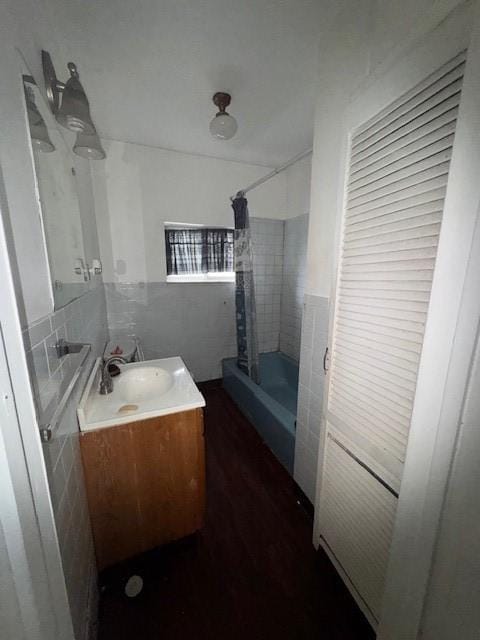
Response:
[104, 218, 286, 381]
[104, 216, 306, 382]
[23, 284, 108, 640]
[280, 214, 309, 361]
[294, 294, 329, 503]
[250, 217, 284, 353]
[105, 282, 237, 381]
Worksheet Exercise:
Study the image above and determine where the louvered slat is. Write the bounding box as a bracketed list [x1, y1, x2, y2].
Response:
[348, 149, 452, 200]
[349, 127, 455, 185]
[343, 232, 439, 256]
[319, 53, 465, 621]
[351, 100, 459, 167]
[333, 350, 417, 394]
[338, 300, 427, 324]
[348, 169, 450, 214]
[320, 438, 397, 620]
[334, 331, 420, 370]
[353, 52, 465, 142]
[351, 111, 458, 175]
[351, 82, 462, 158]
[346, 196, 444, 230]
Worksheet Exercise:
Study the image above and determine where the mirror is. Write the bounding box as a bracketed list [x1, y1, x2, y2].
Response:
[22, 75, 90, 308]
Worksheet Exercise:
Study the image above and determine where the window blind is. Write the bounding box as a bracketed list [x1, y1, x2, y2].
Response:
[165, 227, 234, 275]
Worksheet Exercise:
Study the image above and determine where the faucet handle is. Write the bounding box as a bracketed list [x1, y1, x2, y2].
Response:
[108, 363, 122, 377]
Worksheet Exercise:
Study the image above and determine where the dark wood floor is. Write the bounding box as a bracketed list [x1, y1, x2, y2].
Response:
[98, 386, 374, 640]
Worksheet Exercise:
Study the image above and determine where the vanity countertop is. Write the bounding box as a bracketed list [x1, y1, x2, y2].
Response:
[77, 356, 205, 432]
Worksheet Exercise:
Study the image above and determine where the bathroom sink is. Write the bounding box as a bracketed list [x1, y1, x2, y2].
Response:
[77, 356, 205, 432]
[114, 365, 174, 403]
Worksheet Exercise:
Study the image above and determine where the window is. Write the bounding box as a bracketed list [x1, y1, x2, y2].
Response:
[165, 225, 235, 282]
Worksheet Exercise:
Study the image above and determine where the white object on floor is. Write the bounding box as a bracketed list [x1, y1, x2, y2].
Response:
[124, 575, 143, 598]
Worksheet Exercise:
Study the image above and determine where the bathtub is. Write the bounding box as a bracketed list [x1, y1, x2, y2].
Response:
[222, 352, 298, 473]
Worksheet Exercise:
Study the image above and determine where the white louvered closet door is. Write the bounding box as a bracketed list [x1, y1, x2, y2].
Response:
[318, 52, 466, 623]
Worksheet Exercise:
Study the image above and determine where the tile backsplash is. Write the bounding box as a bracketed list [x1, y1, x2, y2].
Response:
[23, 284, 108, 640]
[104, 216, 307, 383]
[105, 281, 237, 381]
[105, 217, 287, 381]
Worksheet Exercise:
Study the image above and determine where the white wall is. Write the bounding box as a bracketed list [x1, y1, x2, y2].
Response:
[286, 153, 311, 219]
[1, 3, 111, 637]
[92, 139, 288, 283]
[0, 521, 24, 639]
[420, 325, 480, 638]
[305, 0, 464, 297]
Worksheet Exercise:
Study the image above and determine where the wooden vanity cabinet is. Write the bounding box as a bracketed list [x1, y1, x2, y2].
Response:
[80, 408, 205, 570]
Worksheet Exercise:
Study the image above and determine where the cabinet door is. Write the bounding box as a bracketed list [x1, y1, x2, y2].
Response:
[80, 408, 205, 569]
[317, 50, 466, 625]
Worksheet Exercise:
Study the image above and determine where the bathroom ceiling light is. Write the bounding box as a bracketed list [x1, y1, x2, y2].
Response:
[209, 92, 238, 140]
[42, 50, 95, 135]
[73, 130, 106, 160]
[24, 83, 55, 153]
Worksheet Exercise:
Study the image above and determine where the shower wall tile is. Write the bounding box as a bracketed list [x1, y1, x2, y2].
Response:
[294, 293, 329, 503]
[280, 214, 309, 361]
[105, 282, 237, 381]
[24, 284, 108, 640]
[250, 217, 284, 353]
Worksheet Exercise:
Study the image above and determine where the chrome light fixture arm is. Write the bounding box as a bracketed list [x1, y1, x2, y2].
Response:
[42, 50, 65, 114]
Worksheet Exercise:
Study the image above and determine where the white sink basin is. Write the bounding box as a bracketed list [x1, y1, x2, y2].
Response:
[114, 365, 174, 403]
[77, 356, 205, 432]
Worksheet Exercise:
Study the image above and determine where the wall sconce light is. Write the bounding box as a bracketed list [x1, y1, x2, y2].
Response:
[23, 80, 55, 153]
[209, 92, 238, 140]
[42, 50, 95, 134]
[73, 130, 106, 160]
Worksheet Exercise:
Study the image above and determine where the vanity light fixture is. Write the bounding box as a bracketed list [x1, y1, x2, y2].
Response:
[23, 83, 55, 153]
[73, 130, 106, 160]
[209, 92, 238, 140]
[42, 50, 95, 134]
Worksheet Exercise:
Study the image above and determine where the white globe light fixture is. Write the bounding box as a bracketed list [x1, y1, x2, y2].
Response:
[209, 92, 238, 140]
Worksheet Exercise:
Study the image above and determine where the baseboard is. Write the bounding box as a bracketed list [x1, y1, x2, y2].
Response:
[294, 481, 314, 520]
[85, 564, 99, 640]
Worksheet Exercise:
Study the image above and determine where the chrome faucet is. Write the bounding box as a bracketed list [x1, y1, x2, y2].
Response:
[99, 355, 127, 395]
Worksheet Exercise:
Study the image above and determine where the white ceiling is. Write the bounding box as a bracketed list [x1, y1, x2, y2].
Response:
[51, 0, 333, 166]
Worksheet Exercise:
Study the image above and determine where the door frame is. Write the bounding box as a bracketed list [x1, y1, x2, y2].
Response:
[0, 164, 74, 639]
[313, 2, 480, 637]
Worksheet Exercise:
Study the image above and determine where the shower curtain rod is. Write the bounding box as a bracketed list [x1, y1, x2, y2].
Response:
[230, 147, 313, 201]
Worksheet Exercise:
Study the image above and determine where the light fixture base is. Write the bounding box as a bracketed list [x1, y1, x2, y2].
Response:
[212, 92, 231, 113]
[42, 50, 64, 114]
